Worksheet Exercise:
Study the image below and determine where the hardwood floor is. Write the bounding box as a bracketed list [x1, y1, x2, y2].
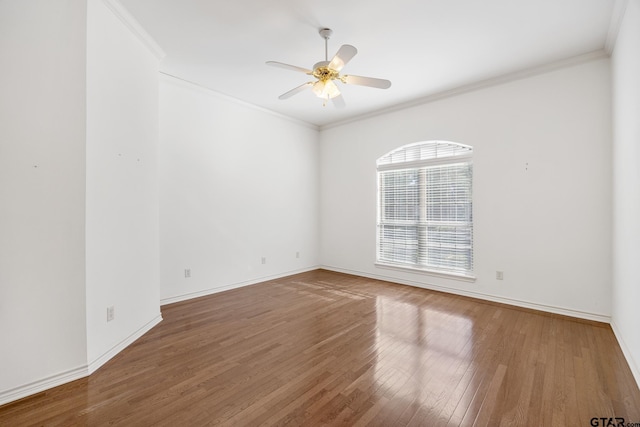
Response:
[1, 269, 639, 426]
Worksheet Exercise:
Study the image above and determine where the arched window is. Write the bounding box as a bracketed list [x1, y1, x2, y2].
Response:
[376, 141, 474, 277]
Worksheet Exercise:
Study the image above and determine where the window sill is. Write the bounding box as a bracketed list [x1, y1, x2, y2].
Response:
[375, 262, 476, 282]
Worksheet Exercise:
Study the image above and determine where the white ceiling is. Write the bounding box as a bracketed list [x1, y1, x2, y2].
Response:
[118, 0, 616, 127]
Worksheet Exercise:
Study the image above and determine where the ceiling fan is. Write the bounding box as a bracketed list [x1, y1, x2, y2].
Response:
[266, 28, 391, 107]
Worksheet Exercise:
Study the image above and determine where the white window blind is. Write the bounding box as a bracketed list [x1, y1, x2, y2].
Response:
[377, 141, 473, 276]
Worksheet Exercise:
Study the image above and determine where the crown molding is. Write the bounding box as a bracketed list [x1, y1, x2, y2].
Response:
[605, 0, 630, 55]
[159, 72, 320, 131]
[101, 0, 166, 60]
[321, 49, 609, 131]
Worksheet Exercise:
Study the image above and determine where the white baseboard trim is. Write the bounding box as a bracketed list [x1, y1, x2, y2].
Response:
[87, 314, 163, 374]
[610, 320, 640, 390]
[0, 314, 163, 407]
[160, 265, 322, 306]
[0, 365, 88, 407]
[1, 268, 623, 408]
[320, 265, 611, 324]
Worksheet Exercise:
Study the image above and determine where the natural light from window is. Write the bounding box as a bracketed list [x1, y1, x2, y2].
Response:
[376, 141, 474, 278]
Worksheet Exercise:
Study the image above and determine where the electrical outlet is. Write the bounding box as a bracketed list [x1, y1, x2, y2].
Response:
[296, 251, 300, 259]
[261, 257, 266, 265]
[107, 306, 115, 322]
[184, 269, 191, 278]
[496, 271, 504, 280]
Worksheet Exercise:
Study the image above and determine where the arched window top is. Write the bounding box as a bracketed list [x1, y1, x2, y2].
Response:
[376, 139, 474, 277]
[377, 140, 473, 169]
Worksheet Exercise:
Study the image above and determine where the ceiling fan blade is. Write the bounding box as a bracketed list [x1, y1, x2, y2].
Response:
[266, 61, 312, 74]
[342, 74, 392, 89]
[278, 82, 313, 99]
[332, 94, 346, 108]
[328, 45, 357, 71]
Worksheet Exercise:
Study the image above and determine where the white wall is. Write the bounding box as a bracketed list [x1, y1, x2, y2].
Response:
[0, 0, 88, 400]
[159, 76, 320, 303]
[0, 0, 630, 405]
[320, 57, 612, 320]
[85, 0, 162, 368]
[611, 0, 640, 386]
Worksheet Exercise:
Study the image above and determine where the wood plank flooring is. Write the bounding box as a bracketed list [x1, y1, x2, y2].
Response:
[1, 269, 639, 426]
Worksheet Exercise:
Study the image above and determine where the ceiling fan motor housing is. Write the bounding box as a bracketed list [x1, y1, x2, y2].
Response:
[312, 61, 339, 82]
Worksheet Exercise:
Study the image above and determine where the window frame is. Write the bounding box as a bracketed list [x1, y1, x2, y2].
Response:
[375, 141, 475, 281]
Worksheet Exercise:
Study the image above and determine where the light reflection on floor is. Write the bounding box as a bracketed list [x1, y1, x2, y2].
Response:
[373, 295, 475, 409]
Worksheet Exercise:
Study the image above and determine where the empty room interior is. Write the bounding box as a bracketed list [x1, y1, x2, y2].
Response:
[1, 0, 640, 425]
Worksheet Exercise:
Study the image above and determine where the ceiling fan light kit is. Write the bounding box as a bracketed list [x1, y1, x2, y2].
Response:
[266, 28, 391, 107]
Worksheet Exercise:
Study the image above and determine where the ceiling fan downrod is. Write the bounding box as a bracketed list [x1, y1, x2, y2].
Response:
[319, 28, 333, 61]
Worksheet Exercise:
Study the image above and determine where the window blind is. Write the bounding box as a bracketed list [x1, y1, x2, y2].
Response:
[377, 141, 473, 275]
